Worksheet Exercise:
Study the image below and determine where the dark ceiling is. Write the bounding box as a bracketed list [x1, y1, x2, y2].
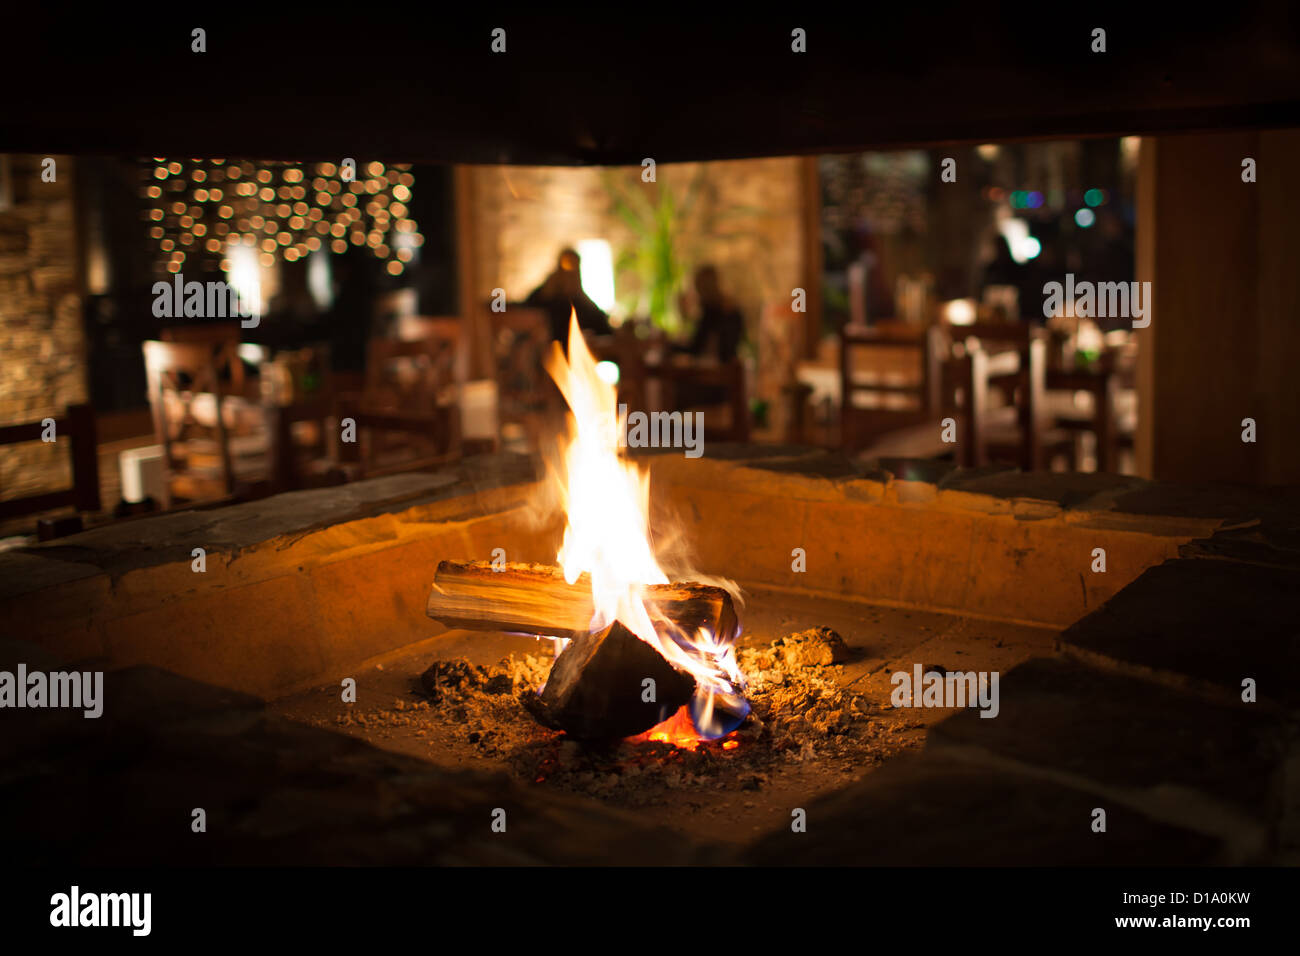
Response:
[3, 9, 1299, 166]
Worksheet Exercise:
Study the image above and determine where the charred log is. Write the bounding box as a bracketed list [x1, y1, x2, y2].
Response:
[531, 621, 696, 740]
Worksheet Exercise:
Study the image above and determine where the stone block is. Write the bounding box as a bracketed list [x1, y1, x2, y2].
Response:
[930, 656, 1287, 858]
[1060, 558, 1300, 709]
[743, 752, 1222, 865]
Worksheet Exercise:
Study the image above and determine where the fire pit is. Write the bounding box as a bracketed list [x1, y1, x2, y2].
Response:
[2, 368, 1294, 863]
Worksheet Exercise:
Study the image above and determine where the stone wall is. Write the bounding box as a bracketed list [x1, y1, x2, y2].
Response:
[0, 154, 86, 504]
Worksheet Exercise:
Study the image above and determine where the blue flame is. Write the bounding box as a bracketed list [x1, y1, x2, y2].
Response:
[690, 688, 750, 739]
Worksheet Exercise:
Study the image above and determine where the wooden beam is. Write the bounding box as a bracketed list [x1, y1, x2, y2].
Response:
[453, 165, 492, 381]
[3, 14, 1298, 164]
[799, 155, 824, 359]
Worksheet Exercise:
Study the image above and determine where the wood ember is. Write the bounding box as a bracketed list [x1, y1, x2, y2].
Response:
[767, 627, 850, 667]
[737, 630, 875, 748]
[425, 561, 738, 643]
[533, 621, 696, 740]
[421, 659, 516, 702]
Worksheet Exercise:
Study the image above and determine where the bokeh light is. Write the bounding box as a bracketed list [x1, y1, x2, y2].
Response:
[140, 158, 419, 276]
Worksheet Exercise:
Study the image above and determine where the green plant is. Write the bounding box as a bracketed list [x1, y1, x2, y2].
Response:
[603, 168, 769, 335]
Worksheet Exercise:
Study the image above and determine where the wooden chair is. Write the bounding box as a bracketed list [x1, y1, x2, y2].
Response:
[0, 405, 100, 534]
[255, 343, 343, 492]
[840, 323, 945, 454]
[394, 315, 462, 377]
[1045, 345, 1137, 473]
[597, 320, 749, 444]
[263, 395, 339, 492]
[1047, 357, 1118, 473]
[306, 333, 465, 481]
[142, 340, 267, 505]
[945, 323, 1072, 470]
[365, 335, 460, 413]
[489, 305, 560, 451]
[333, 397, 460, 479]
[633, 357, 751, 443]
[586, 323, 651, 413]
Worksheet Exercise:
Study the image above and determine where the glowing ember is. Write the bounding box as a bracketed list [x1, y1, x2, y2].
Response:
[626, 706, 702, 750]
[543, 312, 748, 741]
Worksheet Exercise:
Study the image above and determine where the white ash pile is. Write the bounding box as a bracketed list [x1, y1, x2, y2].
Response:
[330, 629, 926, 805]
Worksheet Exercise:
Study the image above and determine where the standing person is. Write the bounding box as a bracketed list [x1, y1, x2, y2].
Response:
[326, 243, 376, 372]
[525, 247, 611, 344]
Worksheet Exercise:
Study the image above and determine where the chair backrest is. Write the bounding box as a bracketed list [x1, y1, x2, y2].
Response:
[0, 404, 100, 521]
[957, 320, 1035, 351]
[159, 323, 246, 393]
[946, 320, 1033, 402]
[160, 322, 242, 345]
[141, 339, 234, 497]
[374, 289, 418, 330]
[840, 323, 945, 452]
[488, 306, 560, 448]
[395, 314, 460, 343]
[394, 315, 467, 384]
[489, 303, 553, 343]
[142, 339, 229, 398]
[365, 336, 460, 413]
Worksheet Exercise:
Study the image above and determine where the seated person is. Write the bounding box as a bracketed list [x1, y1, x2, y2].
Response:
[675, 264, 744, 362]
[525, 248, 612, 345]
[672, 264, 745, 408]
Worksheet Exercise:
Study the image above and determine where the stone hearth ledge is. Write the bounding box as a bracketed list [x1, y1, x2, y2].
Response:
[0, 455, 551, 696]
[640, 447, 1225, 629]
[0, 447, 1286, 700]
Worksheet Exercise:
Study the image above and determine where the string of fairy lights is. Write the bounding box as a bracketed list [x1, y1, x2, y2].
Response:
[141, 158, 423, 276]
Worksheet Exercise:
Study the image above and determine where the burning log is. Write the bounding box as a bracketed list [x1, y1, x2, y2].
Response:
[422, 318, 751, 743]
[530, 620, 696, 740]
[426, 560, 739, 740]
[425, 560, 738, 643]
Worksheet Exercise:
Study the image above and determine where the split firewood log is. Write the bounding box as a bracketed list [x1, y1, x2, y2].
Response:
[426, 560, 737, 643]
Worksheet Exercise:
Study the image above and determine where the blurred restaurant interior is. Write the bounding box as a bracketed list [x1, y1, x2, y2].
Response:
[1, 11, 1298, 543]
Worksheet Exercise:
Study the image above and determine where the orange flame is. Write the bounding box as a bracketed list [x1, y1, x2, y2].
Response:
[543, 312, 747, 741]
[627, 706, 701, 749]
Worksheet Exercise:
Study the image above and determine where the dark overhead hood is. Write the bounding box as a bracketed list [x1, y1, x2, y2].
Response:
[3, 10, 1299, 165]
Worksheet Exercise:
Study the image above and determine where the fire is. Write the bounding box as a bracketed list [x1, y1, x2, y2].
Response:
[543, 312, 748, 741]
[627, 707, 744, 752]
[627, 706, 701, 749]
